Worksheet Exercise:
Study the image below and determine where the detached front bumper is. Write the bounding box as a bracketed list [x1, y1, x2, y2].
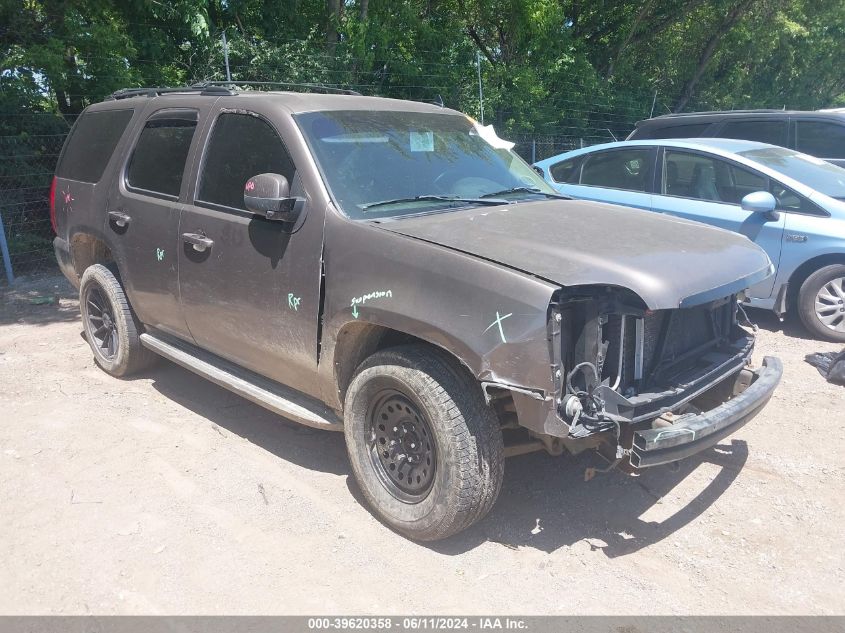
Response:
[630, 356, 782, 468]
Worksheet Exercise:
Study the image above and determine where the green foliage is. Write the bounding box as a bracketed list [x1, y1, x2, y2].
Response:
[2, 0, 841, 275]
[1, 0, 843, 131]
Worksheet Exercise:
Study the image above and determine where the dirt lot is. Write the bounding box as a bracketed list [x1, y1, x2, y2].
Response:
[1, 275, 843, 615]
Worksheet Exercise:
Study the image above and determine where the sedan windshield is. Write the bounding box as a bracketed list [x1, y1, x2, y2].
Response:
[295, 110, 557, 219]
[738, 147, 845, 200]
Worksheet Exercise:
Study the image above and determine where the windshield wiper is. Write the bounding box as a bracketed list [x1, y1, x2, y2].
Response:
[480, 186, 571, 200]
[360, 194, 508, 212]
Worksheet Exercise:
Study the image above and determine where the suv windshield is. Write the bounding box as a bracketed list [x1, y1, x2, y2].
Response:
[739, 147, 845, 200]
[296, 110, 556, 219]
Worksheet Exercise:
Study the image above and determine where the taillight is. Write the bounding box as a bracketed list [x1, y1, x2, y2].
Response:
[49, 176, 57, 234]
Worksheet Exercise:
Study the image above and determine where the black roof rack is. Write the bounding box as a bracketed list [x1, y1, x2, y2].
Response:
[201, 81, 362, 96]
[107, 81, 361, 101]
[652, 108, 789, 119]
[108, 85, 234, 100]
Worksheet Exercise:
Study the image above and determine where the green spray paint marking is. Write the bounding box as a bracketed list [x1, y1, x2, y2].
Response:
[350, 289, 392, 319]
[484, 311, 512, 344]
[156, 248, 165, 261]
[288, 293, 301, 311]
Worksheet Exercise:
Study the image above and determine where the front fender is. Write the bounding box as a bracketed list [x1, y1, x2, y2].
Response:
[319, 216, 559, 407]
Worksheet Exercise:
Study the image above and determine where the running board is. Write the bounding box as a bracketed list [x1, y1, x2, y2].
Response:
[139, 332, 342, 431]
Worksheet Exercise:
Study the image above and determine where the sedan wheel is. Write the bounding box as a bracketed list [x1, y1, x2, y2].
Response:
[798, 264, 845, 343]
[814, 276, 845, 334]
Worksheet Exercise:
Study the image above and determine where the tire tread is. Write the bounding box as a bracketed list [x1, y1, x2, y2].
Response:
[346, 344, 504, 541]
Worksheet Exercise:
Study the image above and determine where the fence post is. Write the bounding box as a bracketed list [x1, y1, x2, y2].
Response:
[531, 139, 536, 163]
[222, 31, 232, 82]
[0, 212, 15, 285]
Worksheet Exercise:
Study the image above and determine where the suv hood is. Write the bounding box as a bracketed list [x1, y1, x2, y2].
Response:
[380, 199, 773, 310]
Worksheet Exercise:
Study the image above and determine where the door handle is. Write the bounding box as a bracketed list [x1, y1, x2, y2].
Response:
[108, 210, 131, 228]
[182, 232, 214, 253]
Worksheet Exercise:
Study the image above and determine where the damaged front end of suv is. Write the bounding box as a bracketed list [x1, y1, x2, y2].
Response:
[382, 198, 782, 474]
[547, 285, 781, 471]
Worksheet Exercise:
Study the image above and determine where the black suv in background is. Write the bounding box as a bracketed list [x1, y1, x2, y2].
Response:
[51, 83, 780, 540]
[627, 109, 845, 167]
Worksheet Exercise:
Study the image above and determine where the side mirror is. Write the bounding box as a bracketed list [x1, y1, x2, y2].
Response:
[243, 173, 304, 222]
[741, 191, 778, 220]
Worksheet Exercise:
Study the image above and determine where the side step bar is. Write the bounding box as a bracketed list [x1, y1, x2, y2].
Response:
[139, 332, 343, 432]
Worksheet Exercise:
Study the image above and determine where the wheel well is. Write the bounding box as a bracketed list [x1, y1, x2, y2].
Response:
[70, 233, 115, 280]
[786, 254, 845, 309]
[333, 323, 473, 407]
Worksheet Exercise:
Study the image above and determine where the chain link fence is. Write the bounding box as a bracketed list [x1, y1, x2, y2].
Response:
[0, 109, 75, 284]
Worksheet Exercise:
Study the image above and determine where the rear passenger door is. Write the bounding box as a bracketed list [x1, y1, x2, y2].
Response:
[651, 148, 785, 298]
[559, 147, 655, 210]
[108, 107, 207, 338]
[177, 106, 324, 397]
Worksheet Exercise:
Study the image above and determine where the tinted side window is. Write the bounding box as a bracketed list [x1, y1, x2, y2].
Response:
[56, 109, 134, 183]
[719, 120, 787, 146]
[197, 113, 296, 211]
[126, 110, 198, 197]
[796, 121, 845, 159]
[637, 122, 710, 140]
[663, 150, 766, 204]
[549, 158, 580, 183]
[580, 149, 652, 192]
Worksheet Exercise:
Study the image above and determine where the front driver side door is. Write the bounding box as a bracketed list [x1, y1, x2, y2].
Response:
[650, 148, 785, 299]
[178, 107, 324, 398]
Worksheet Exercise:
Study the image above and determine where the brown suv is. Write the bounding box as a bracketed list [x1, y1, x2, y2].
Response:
[52, 83, 781, 540]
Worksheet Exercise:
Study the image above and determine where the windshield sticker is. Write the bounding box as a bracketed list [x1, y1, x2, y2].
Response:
[288, 293, 301, 311]
[155, 248, 165, 262]
[472, 123, 515, 151]
[410, 131, 434, 152]
[350, 290, 393, 319]
[484, 311, 513, 343]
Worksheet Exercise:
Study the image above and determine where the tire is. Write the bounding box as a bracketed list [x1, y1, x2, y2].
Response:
[797, 264, 845, 343]
[344, 344, 504, 541]
[79, 264, 158, 377]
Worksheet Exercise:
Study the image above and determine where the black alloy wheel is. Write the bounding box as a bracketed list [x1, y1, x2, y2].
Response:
[85, 284, 119, 360]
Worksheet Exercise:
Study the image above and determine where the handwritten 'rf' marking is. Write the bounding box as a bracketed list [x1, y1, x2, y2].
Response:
[484, 311, 513, 343]
[288, 293, 301, 311]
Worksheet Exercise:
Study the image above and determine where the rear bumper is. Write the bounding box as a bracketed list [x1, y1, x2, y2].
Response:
[630, 356, 782, 468]
[53, 237, 78, 288]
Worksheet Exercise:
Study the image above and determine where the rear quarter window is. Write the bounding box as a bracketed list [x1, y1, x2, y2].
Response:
[56, 109, 134, 183]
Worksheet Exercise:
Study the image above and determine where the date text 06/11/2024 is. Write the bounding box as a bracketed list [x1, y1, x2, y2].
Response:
[307, 617, 529, 630]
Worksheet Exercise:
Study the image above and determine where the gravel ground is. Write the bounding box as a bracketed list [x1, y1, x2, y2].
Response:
[1, 275, 843, 615]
